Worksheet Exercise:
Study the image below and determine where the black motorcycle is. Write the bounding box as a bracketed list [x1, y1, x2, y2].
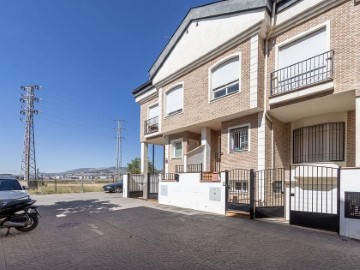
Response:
[0, 199, 40, 236]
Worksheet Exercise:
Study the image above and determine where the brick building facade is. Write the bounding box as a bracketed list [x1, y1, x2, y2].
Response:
[133, 0, 360, 178]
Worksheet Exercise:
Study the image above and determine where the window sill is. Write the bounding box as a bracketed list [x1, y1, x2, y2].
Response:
[229, 149, 249, 154]
[209, 91, 240, 104]
[171, 157, 183, 160]
[164, 111, 183, 119]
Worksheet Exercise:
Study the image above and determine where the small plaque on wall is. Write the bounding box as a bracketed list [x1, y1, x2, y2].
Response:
[345, 192, 360, 219]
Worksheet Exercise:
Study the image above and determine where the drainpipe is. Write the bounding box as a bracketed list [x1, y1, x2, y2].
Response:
[264, 1, 277, 169]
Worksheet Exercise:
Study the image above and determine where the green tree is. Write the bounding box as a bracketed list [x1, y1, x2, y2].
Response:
[127, 158, 157, 174]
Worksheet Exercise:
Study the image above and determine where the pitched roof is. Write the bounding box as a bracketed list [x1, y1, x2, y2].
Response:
[148, 0, 272, 79]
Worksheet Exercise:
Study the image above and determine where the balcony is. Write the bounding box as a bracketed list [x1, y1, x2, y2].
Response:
[144, 116, 159, 135]
[271, 50, 334, 97]
[175, 163, 203, 173]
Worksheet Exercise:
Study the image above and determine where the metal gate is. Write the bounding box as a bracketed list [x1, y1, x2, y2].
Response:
[255, 168, 286, 218]
[129, 174, 144, 198]
[226, 169, 254, 217]
[148, 173, 159, 199]
[290, 165, 340, 232]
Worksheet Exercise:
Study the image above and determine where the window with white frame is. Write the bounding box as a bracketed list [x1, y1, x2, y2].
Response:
[172, 140, 182, 158]
[165, 85, 183, 116]
[274, 26, 331, 94]
[229, 125, 249, 152]
[211, 56, 240, 100]
[235, 181, 248, 193]
[148, 103, 159, 119]
[278, 27, 327, 69]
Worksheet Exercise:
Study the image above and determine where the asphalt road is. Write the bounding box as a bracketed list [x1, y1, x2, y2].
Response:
[1, 192, 360, 270]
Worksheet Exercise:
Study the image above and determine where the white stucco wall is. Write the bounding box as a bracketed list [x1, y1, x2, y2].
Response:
[340, 168, 360, 240]
[123, 174, 129, 198]
[158, 172, 226, 215]
[276, 0, 327, 26]
[153, 11, 265, 84]
[186, 145, 205, 165]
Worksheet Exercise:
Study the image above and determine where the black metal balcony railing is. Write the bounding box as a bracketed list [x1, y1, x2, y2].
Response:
[161, 173, 179, 181]
[271, 50, 334, 96]
[144, 116, 159, 135]
[175, 163, 203, 173]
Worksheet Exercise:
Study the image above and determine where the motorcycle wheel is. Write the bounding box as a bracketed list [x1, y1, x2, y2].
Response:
[15, 215, 39, 232]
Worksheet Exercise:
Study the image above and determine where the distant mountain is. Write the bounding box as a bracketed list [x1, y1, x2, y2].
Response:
[41, 166, 127, 176]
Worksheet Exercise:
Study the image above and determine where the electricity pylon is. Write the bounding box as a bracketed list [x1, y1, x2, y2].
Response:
[20, 85, 42, 183]
[115, 120, 125, 176]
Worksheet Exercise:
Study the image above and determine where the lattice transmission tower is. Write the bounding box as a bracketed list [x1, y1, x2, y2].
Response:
[115, 120, 125, 175]
[20, 85, 42, 183]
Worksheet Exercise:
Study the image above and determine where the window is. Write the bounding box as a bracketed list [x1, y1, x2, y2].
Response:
[148, 103, 159, 119]
[235, 181, 248, 193]
[229, 126, 249, 152]
[293, 122, 345, 163]
[211, 56, 240, 100]
[172, 140, 182, 158]
[165, 85, 183, 116]
[272, 181, 283, 194]
[278, 27, 327, 69]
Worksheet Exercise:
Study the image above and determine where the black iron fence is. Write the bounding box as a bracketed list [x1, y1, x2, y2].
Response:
[128, 174, 144, 198]
[175, 163, 202, 173]
[290, 165, 339, 214]
[271, 50, 334, 96]
[148, 173, 159, 199]
[27, 177, 123, 195]
[144, 116, 159, 135]
[289, 165, 340, 232]
[227, 169, 252, 205]
[161, 173, 179, 181]
[214, 152, 221, 173]
[175, 165, 184, 173]
[255, 168, 285, 208]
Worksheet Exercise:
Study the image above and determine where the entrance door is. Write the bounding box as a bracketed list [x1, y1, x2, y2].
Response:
[148, 173, 159, 199]
[226, 169, 254, 217]
[129, 174, 144, 198]
[289, 165, 339, 232]
[254, 168, 285, 218]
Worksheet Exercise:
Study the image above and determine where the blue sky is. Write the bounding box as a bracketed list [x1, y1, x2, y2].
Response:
[0, 0, 212, 174]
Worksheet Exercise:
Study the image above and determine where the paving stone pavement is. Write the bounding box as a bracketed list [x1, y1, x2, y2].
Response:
[1, 192, 360, 270]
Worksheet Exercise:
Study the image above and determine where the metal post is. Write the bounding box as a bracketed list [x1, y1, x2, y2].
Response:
[289, 165, 292, 222]
[250, 169, 255, 219]
[225, 170, 229, 213]
[147, 172, 151, 199]
[127, 173, 130, 198]
[152, 144, 155, 174]
[337, 167, 341, 233]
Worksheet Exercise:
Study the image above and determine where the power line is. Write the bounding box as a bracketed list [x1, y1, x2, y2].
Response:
[20, 84, 42, 183]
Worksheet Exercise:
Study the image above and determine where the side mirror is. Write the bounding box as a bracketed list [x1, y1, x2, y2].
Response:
[22, 186, 29, 190]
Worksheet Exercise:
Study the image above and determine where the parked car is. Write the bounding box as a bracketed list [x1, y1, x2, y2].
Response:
[0, 177, 30, 206]
[103, 180, 123, 193]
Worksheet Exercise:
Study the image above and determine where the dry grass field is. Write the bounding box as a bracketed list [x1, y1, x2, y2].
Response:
[25, 179, 115, 195]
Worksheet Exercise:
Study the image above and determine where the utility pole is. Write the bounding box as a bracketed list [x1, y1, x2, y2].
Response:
[115, 120, 125, 177]
[20, 85, 42, 185]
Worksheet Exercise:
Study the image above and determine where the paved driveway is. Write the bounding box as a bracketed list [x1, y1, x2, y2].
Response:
[1, 192, 360, 270]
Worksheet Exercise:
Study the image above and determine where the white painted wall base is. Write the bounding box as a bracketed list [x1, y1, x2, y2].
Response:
[158, 172, 226, 215]
[123, 174, 129, 198]
[340, 168, 360, 240]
